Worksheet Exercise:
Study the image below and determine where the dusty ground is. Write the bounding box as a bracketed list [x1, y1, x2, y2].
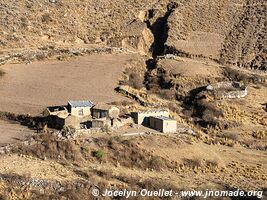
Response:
[172, 31, 224, 59]
[159, 57, 223, 77]
[0, 154, 78, 181]
[0, 120, 33, 147]
[93, 135, 267, 191]
[0, 53, 134, 115]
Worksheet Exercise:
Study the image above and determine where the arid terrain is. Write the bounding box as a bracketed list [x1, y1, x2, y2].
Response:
[0, 53, 131, 115]
[0, 0, 266, 199]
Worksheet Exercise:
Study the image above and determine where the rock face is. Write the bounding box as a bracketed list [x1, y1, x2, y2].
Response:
[0, 0, 265, 70]
[121, 20, 154, 55]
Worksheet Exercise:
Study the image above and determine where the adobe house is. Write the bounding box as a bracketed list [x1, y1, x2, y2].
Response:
[131, 109, 170, 125]
[55, 115, 80, 129]
[67, 100, 94, 117]
[43, 106, 68, 117]
[91, 103, 120, 119]
[149, 116, 177, 133]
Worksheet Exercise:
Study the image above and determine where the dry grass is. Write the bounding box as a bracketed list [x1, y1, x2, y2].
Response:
[183, 157, 202, 169]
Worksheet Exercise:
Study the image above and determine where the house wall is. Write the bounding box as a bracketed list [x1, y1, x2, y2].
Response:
[91, 120, 105, 128]
[92, 109, 108, 118]
[91, 119, 111, 128]
[54, 116, 80, 129]
[109, 107, 120, 119]
[149, 117, 164, 132]
[92, 107, 120, 119]
[70, 107, 91, 117]
[65, 116, 80, 128]
[149, 117, 177, 133]
[162, 120, 177, 133]
[132, 110, 170, 125]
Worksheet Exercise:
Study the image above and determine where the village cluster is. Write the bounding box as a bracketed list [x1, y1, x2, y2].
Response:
[43, 100, 178, 134]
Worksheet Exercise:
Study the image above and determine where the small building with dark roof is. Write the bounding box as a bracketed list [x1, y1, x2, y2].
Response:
[43, 106, 69, 117]
[131, 109, 170, 125]
[149, 116, 177, 133]
[91, 103, 120, 119]
[67, 100, 94, 117]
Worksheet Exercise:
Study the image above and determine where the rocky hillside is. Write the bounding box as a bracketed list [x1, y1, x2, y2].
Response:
[0, 0, 266, 70]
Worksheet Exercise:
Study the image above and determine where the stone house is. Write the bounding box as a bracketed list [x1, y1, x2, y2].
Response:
[43, 106, 68, 117]
[56, 115, 80, 129]
[67, 100, 94, 117]
[91, 103, 120, 119]
[131, 109, 170, 125]
[149, 116, 177, 133]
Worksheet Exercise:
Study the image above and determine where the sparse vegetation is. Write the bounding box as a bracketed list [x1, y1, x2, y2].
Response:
[92, 149, 104, 159]
[205, 159, 219, 169]
[252, 130, 266, 139]
[0, 0, 266, 198]
[41, 13, 53, 23]
[222, 132, 238, 141]
[184, 158, 202, 169]
[101, 124, 110, 133]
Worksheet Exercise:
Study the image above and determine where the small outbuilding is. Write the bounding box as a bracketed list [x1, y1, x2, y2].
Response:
[67, 100, 94, 117]
[55, 115, 80, 129]
[131, 109, 170, 125]
[91, 103, 120, 119]
[149, 116, 177, 133]
[43, 106, 68, 117]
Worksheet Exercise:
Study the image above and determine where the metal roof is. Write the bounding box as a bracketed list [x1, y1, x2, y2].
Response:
[68, 100, 94, 108]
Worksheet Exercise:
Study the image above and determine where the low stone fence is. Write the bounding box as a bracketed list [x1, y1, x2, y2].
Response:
[206, 81, 248, 99]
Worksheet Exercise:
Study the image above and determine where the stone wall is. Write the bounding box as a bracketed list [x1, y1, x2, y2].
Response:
[206, 81, 248, 99]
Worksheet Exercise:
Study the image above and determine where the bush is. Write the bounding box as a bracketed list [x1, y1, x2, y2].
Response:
[252, 130, 266, 139]
[223, 132, 238, 141]
[92, 149, 104, 159]
[101, 124, 110, 133]
[122, 68, 144, 90]
[184, 158, 202, 169]
[198, 100, 223, 126]
[206, 159, 219, 168]
[158, 89, 175, 100]
[129, 72, 144, 89]
[41, 13, 53, 23]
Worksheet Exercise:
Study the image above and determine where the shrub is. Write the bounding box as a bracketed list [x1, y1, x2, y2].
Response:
[149, 157, 167, 170]
[122, 68, 144, 90]
[223, 132, 238, 141]
[206, 159, 219, 168]
[158, 89, 175, 100]
[92, 149, 104, 159]
[101, 124, 110, 133]
[197, 100, 223, 126]
[129, 72, 144, 89]
[184, 158, 202, 169]
[41, 13, 53, 23]
[252, 130, 266, 139]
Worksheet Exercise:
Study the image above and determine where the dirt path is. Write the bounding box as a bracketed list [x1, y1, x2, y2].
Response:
[0, 53, 133, 115]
